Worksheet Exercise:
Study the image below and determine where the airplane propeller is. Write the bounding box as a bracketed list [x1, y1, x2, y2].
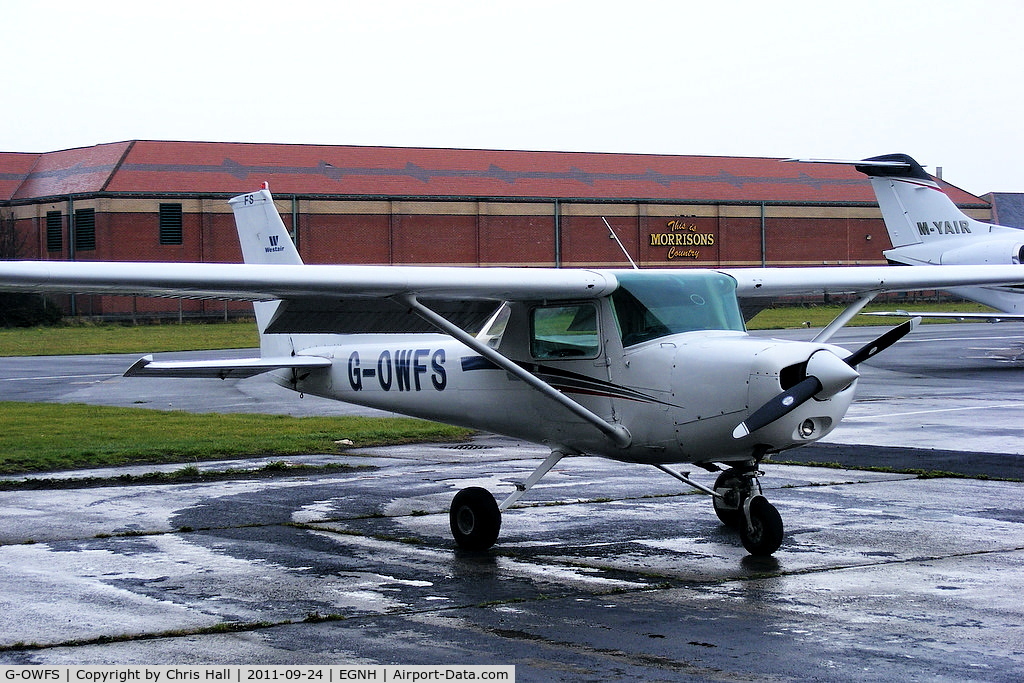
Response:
[732, 318, 918, 439]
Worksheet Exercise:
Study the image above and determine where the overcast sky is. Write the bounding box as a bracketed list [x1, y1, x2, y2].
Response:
[3, 0, 1023, 196]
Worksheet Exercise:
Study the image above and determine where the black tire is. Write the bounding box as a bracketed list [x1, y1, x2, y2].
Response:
[712, 468, 748, 529]
[740, 496, 784, 556]
[449, 486, 501, 551]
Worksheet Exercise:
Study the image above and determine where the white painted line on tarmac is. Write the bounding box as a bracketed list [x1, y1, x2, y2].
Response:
[0, 373, 119, 382]
[844, 402, 1022, 420]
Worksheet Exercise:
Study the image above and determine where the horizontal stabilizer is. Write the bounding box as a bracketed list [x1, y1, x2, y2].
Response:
[124, 354, 332, 379]
[784, 154, 931, 182]
[783, 157, 910, 168]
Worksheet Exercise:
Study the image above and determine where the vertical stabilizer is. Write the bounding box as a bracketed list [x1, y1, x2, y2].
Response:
[228, 186, 302, 356]
[855, 154, 990, 249]
[229, 186, 303, 266]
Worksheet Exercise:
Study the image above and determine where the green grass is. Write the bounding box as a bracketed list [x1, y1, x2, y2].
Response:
[0, 402, 472, 474]
[0, 320, 257, 356]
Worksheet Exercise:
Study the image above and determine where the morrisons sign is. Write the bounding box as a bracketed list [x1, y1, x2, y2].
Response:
[649, 219, 716, 260]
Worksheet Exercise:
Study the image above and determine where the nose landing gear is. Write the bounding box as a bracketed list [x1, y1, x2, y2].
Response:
[712, 465, 784, 555]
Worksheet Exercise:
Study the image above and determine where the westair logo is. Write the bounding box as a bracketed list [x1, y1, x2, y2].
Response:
[917, 220, 972, 236]
[265, 235, 285, 253]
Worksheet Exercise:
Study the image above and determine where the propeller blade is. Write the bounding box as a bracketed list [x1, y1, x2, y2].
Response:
[844, 318, 919, 367]
[732, 376, 821, 439]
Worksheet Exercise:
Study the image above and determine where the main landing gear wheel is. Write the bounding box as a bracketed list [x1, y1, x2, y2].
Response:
[740, 496, 784, 556]
[449, 486, 501, 551]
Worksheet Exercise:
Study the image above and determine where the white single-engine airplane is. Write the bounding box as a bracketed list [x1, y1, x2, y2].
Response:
[791, 153, 1024, 320]
[2, 185, 1024, 556]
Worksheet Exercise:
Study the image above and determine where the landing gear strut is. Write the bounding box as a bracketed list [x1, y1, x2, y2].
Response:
[712, 467, 750, 529]
[740, 495, 784, 556]
[449, 450, 568, 551]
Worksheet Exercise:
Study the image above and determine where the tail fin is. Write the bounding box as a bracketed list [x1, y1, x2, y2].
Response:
[787, 154, 1005, 249]
[853, 154, 990, 248]
[228, 185, 301, 356]
[229, 185, 304, 266]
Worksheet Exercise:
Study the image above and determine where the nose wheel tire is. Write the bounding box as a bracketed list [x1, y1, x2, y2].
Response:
[740, 495, 784, 556]
[450, 486, 501, 550]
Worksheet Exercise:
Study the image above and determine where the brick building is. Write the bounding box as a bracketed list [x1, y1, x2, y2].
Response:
[0, 140, 993, 318]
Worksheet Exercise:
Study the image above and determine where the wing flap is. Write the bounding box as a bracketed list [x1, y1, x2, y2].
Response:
[125, 354, 332, 379]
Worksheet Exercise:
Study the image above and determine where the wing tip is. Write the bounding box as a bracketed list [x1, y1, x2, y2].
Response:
[124, 355, 154, 377]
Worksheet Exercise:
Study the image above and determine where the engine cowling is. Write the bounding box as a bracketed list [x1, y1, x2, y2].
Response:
[940, 240, 1024, 265]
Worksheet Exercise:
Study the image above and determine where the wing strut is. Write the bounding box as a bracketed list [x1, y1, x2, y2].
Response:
[396, 294, 632, 449]
[812, 292, 879, 343]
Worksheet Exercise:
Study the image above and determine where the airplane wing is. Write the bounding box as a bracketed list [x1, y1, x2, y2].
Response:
[720, 265, 1024, 298]
[3, 259, 1024, 340]
[0, 261, 616, 301]
[3, 261, 1024, 323]
[0, 261, 618, 334]
[4, 261, 1024, 298]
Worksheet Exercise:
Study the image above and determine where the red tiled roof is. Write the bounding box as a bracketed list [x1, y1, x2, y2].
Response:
[1, 140, 989, 205]
[7, 142, 133, 201]
[0, 152, 41, 201]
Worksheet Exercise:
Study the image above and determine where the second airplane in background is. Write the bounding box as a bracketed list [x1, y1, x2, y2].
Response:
[790, 154, 1024, 320]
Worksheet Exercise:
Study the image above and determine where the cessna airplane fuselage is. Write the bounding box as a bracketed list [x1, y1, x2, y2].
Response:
[248, 284, 854, 466]
[5, 182, 1024, 556]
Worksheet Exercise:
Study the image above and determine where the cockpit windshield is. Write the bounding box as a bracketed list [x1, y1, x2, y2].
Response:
[611, 271, 744, 347]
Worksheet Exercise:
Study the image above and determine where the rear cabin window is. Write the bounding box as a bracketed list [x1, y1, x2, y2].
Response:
[531, 303, 600, 359]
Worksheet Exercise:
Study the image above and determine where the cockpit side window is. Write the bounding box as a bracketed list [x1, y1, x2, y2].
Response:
[531, 303, 600, 359]
[612, 272, 744, 346]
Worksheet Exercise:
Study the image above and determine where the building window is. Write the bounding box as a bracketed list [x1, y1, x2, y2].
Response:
[46, 211, 62, 252]
[159, 203, 183, 245]
[74, 208, 95, 252]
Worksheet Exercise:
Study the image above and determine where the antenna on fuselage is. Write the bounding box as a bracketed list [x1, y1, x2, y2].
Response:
[602, 217, 639, 270]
